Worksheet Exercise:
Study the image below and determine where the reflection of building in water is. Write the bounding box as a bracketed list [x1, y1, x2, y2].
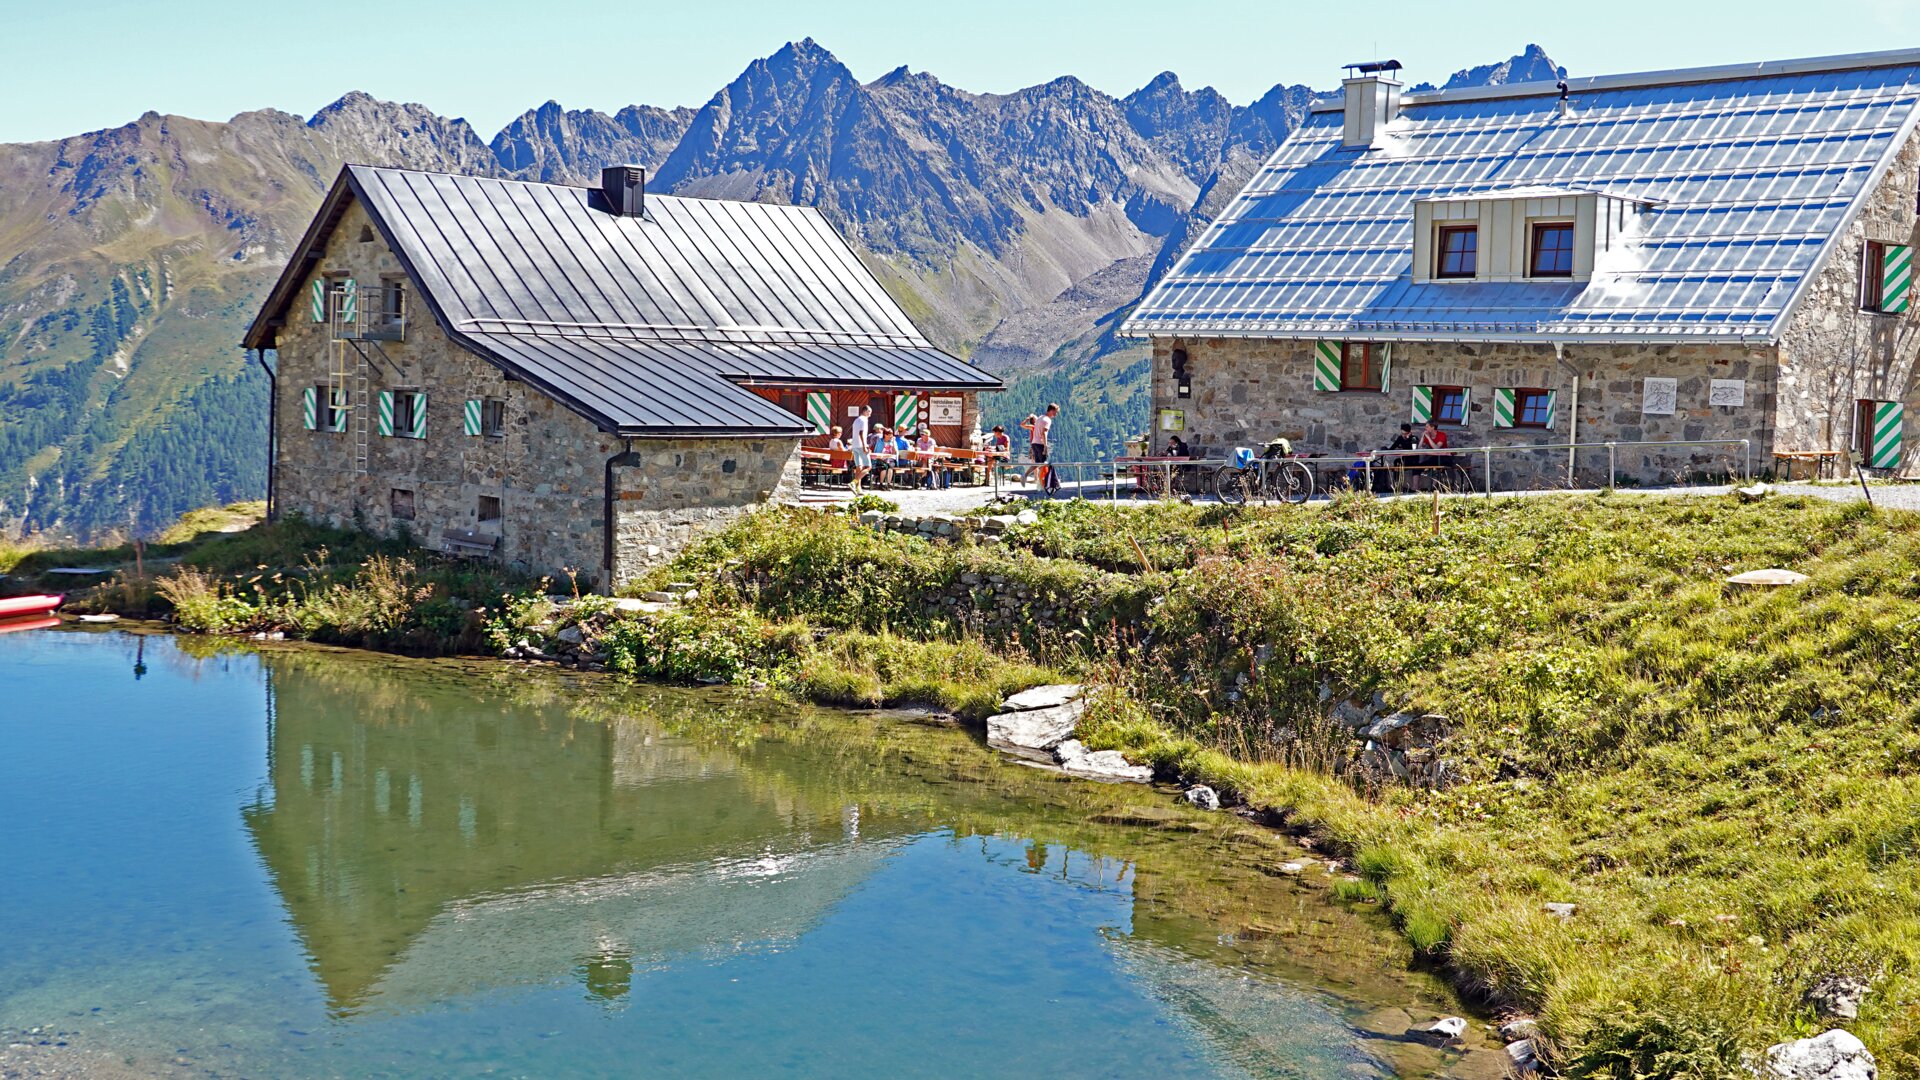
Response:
[242, 659, 893, 1014]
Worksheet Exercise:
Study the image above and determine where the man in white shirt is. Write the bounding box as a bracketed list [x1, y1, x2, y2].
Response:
[849, 406, 872, 493]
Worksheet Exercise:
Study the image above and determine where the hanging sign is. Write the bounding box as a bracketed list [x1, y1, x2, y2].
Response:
[1709, 379, 1746, 408]
[929, 396, 964, 425]
[1642, 377, 1678, 416]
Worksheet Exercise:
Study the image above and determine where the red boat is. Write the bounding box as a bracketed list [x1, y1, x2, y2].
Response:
[0, 594, 64, 620]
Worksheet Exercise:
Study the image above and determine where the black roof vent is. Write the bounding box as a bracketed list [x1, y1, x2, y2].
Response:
[600, 165, 645, 217]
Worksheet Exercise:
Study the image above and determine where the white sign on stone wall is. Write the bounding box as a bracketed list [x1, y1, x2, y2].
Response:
[1709, 379, 1746, 407]
[1642, 377, 1678, 416]
[929, 396, 964, 424]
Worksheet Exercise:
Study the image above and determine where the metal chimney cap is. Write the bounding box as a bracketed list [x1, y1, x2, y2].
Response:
[1343, 60, 1404, 78]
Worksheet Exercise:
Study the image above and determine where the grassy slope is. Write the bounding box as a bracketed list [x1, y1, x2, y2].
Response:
[650, 495, 1920, 1077]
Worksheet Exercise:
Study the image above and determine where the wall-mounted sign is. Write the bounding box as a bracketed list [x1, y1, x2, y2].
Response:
[1709, 379, 1746, 408]
[929, 396, 964, 425]
[1642, 377, 1678, 416]
[1159, 408, 1185, 432]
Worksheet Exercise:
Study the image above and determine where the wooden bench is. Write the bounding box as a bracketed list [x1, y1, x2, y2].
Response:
[800, 448, 855, 487]
[1773, 450, 1843, 481]
[440, 528, 499, 558]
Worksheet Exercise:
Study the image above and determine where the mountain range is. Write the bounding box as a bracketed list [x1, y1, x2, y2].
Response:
[0, 40, 1559, 539]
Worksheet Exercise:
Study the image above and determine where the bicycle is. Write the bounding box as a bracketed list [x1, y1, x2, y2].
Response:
[1212, 440, 1314, 506]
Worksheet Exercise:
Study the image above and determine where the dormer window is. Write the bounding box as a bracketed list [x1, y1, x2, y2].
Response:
[1530, 223, 1576, 278]
[1436, 226, 1478, 279]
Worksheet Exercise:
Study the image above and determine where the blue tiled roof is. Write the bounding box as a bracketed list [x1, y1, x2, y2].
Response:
[1125, 50, 1920, 343]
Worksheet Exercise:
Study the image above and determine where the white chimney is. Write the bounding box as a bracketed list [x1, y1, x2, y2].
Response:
[1341, 61, 1404, 149]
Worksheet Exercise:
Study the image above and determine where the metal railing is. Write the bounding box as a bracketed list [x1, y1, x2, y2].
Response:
[988, 437, 1754, 504]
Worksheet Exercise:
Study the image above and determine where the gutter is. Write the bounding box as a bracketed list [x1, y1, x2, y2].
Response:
[1554, 343, 1579, 485]
[252, 348, 278, 520]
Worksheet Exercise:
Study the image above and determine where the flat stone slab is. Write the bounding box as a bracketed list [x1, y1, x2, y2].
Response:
[1000, 683, 1084, 712]
[1060, 749, 1153, 783]
[1727, 568, 1809, 586]
[986, 700, 1085, 763]
[611, 598, 673, 615]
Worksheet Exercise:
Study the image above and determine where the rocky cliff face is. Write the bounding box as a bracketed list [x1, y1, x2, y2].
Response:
[0, 41, 1558, 538]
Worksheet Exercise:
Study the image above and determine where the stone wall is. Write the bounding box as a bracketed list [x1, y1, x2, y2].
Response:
[1776, 122, 1920, 472]
[1150, 336, 1773, 487]
[271, 199, 802, 589]
[610, 439, 801, 584]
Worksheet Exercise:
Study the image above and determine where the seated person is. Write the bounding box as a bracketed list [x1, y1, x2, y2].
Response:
[869, 427, 896, 488]
[827, 425, 850, 485]
[1164, 434, 1190, 458]
[915, 428, 948, 489]
[893, 429, 919, 486]
[1380, 423, 1417, 492]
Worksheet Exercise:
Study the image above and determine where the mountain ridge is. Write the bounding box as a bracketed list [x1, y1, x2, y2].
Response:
[0, 41, 1559, 538]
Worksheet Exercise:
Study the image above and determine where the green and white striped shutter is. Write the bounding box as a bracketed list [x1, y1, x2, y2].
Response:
[463, 399, 483, 436]
[1871, 400, 1904, 468]
[1411, 385, 1432, 424]
[328, 388, 348, 432]
[805, 391, 832, 435]
[1378, 344, 1391, 394]
[309, 280, 325, 323]
[410, 392, 427, 439]
[1883, 245, 1911, 314]
[1313, 341, 1342, 392]
[302, 386, 318, 430]
[340, 278, 357, 322]
[895, 392, 920, 431]
[377, 391, 395, 437]
[1492, 388, 1517, 428]
[1542, 390, 1558, 430]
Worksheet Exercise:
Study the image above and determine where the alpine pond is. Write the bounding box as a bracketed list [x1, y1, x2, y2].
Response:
[0, 628, 1501, 1077]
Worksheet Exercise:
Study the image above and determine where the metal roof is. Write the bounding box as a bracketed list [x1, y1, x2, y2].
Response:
[1125, 48, 1920, 344]
[247, 166, 997, 437]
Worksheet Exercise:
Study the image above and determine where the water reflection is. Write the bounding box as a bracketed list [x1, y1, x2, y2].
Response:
[3, 632, 1494, 1078]
[244, 657, 913, 1015]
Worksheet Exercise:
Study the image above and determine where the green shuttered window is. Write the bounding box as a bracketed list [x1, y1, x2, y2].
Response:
[1313, 341, 1341, 392]
[1871, 400, 1904, 469]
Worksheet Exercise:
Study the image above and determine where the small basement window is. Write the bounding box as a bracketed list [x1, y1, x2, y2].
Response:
[477, 495, 502, 523]
[1515, 388, 1554, 428]
[481, 398, 506, 437]
[389, 488, 416, 521]
[1530, 223, 1576, 278]
[1340, 342, 1385, 391]
[1436, 225, 1478, 279]
[1433, 386, 1468, 425]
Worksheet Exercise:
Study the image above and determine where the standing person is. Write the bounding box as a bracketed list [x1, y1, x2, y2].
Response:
[849, 406, 872, 494]
[1034, 403, 1061, 496]
[1017, 414, 1039, 484]
[1419, 419, 1450, 491]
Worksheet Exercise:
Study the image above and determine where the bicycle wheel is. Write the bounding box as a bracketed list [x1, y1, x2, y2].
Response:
[1213, 465, 1250, 505]
[1275, 460, 1314, 504]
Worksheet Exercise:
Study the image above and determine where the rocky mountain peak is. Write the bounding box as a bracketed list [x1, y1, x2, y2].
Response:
[1442, 43, 1562, 90]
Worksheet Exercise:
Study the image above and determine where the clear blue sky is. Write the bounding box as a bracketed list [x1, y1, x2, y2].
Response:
[3, 0, 1916, 143]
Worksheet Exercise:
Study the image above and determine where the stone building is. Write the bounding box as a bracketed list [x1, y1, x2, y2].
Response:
[243, 165, 997, 588]
[1126, 50, 1920, 486]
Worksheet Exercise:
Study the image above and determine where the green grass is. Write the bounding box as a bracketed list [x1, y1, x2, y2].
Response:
[659, 495, 1920, 1077]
